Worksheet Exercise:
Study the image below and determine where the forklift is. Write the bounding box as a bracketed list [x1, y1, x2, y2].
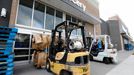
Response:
[46, 21, 90, 75]
[88, 35, 118, 64]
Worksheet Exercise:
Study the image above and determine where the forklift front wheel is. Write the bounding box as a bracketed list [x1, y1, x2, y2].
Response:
[103, 57, 110, 64]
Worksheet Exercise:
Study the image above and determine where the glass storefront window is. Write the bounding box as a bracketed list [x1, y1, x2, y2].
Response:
[55, 10, 63, 26]
[15, 56, 28, 61]
[72, 17, 77, 23]
[66, 15, 71, 22]
[45, 6, 54, 30]
[17, 0, 33, 26]
[15, 33, 30, 48]
[17, 0, 85, 32]
[33, 2, 45, 28]
[14, 49, 29, 55]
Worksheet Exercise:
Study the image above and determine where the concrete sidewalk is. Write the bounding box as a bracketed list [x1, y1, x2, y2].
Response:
[106, 55, 134, 75]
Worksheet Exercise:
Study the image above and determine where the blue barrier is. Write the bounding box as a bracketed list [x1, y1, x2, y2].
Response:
[0, 54, 14, 61]
[0, 66, 14, 71]
[0, 49, 13, 55]
[0, 33, 17, 40]
[0, 26, 17, 75]
[0, 40, 14, 44]
[0, 62, 14, 67]
[0, 26, 18, 33]
[0, 50, 12, 55]
[0, 69, 13, 75]
[0, 59, 13, 65]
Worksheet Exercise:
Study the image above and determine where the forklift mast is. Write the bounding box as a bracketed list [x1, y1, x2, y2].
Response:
[48, 21, 87, 63]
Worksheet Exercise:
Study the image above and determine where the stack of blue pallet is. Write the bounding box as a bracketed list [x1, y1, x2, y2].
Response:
[0, 27, 18, 75]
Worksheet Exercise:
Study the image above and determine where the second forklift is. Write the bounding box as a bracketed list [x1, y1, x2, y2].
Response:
[88, 35, 118, 64]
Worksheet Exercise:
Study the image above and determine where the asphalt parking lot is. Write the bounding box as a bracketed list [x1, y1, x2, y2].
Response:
[14, 50, 133, 75]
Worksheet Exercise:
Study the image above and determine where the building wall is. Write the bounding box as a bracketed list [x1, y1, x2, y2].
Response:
[9, 0, 19, 27]
[120, 34, 125, 50]
[41, 0, 101, 35]
[1, 0, 100, 30]
[10, 0, 101, 35]
[109, 15, 133, 50]
[100, 19, 110, 35]
[95, 24, 101, 35]
[108, 20, 122, 50]
[79, 0, 99, 17]
[101, 19, 132, 50]
[0, 0, 12, 26]
[85, 23, 94, 36]
[79, 0, 101, 35]
[3, 0, 101, 61]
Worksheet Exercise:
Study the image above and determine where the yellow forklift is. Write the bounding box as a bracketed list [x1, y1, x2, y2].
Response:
[46, 21, 90, 75]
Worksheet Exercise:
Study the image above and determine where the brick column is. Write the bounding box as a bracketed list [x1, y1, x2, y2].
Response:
[9, 0, 19, 27]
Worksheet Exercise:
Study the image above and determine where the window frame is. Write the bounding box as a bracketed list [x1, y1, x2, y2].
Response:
[16, 0, 34, 27]
[16, 0, 85, 31]
[32, 1, 45, 29]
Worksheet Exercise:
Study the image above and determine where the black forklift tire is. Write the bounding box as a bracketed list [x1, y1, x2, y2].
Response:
[60, 70, 72, 75]
[103, 57, 110, 64]
[89, 54, 93, 61]
[46, 61, 51, 72]
[109, 58, 113, 63]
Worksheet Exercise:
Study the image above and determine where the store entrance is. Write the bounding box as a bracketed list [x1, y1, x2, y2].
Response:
[14, 33, 52, 75]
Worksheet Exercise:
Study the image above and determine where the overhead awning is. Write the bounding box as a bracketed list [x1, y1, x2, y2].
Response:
[41, 0, 101, 25]
[121, 33, 133, 41]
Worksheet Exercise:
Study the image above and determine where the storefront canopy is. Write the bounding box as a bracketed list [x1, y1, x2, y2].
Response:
[41, 0, 101, 25]
[122, 33, 133, 41]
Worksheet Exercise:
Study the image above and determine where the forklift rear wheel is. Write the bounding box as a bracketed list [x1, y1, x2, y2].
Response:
[109, 58, 113, 63]
[103, 57, 110, 64]
[46, 61, 51, 72]
[60, 70, 72, 75]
